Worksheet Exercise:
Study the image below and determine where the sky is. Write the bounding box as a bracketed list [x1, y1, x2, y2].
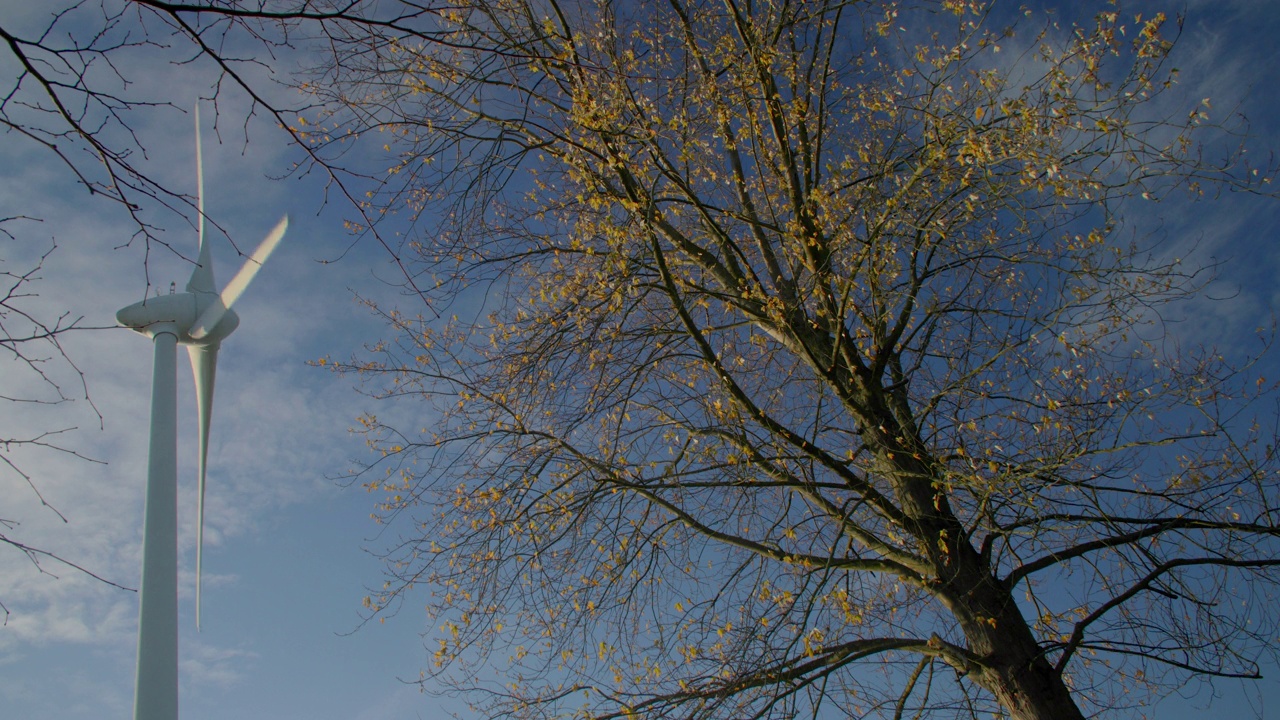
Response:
[1, 2, 1279, 720]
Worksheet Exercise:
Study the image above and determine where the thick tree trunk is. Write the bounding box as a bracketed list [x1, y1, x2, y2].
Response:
[875, 439, 1086, 720]
[953, 557, 1086, 720]
[983, 660, 1087, 720]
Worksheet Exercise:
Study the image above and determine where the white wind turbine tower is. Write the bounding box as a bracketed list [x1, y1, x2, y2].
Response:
[118, 107, 288, 720]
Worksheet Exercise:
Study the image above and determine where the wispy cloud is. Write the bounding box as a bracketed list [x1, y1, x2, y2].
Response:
[182, 641, 259, 688]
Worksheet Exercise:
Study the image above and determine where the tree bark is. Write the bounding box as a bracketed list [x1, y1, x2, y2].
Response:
[950, 546, 1086, 720]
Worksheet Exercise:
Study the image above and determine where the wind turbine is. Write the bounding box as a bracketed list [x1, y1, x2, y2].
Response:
[118, 106, 288, 720]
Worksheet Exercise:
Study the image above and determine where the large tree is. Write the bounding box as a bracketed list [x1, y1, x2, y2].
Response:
[4, 1, 1279, 718]
[301, 2, 1280, 719]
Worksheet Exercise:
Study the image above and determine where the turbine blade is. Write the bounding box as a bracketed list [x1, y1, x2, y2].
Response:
[187, 104, 216, 295]
[188, 215, 288, 340]
[187, 342, 219, 631]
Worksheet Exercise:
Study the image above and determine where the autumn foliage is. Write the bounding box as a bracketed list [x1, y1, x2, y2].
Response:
[284, 1, 1279, 718]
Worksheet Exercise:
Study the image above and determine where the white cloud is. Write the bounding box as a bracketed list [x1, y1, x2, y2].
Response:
[182, 640, 259, 688]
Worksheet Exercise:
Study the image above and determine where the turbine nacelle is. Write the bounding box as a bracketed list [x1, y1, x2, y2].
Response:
[117, 293, 240, 345]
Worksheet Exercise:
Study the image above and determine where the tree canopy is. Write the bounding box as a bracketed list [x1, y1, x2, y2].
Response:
[4, 1, 1279, 719]
[313, 3, 1280, 719]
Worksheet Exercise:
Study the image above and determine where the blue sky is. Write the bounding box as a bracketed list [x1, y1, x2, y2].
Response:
[1, 2, 1279, 719]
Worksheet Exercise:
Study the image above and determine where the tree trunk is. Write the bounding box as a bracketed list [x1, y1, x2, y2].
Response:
[876, 439, 1086, 720]
[958, 567, 1086, 720]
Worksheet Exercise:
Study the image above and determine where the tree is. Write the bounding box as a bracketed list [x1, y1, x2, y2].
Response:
[296, 2, 1279, 719]
[3, 1, 1278, 718]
